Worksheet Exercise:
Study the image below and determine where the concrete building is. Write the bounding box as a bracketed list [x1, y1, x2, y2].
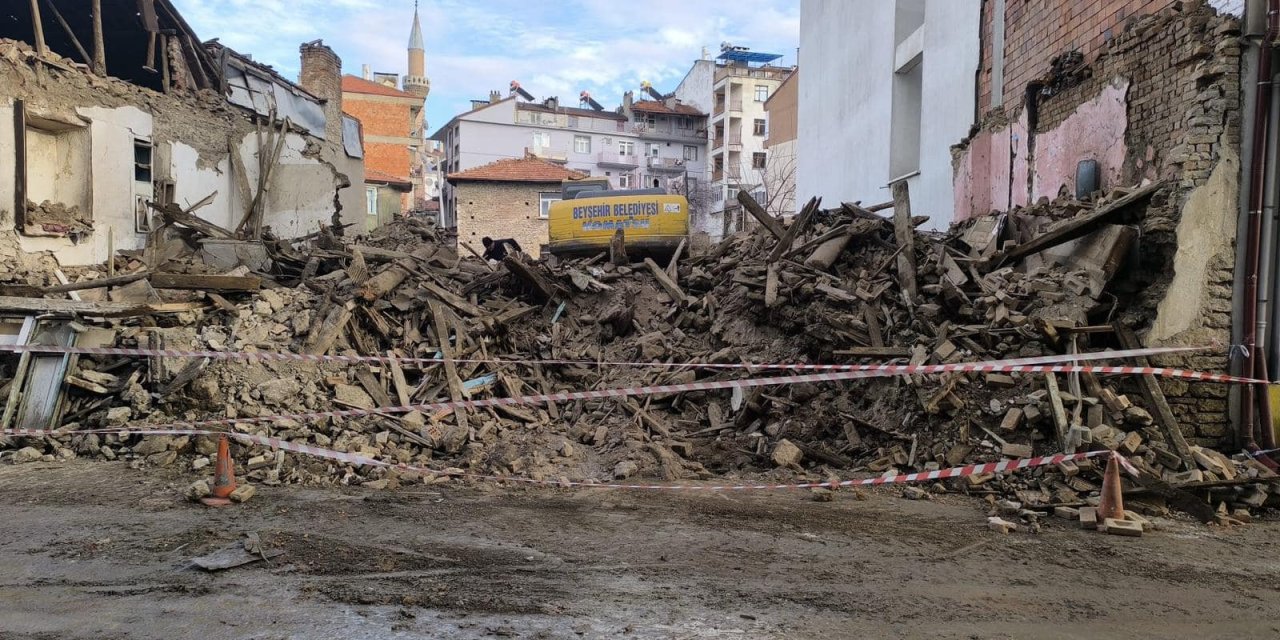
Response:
[763, 70, 799, 217]
[431, 86, 708, 231]
[798, 0, 981, 230]
[446, 155, 585, 257]
[708, 46, 795, 239]
[342, 4, 431, 215]
[0, 1, 363, 266]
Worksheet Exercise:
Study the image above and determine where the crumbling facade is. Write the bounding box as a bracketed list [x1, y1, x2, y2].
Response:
[951, 0, 1246, 446]
[0, 1, 364, 267]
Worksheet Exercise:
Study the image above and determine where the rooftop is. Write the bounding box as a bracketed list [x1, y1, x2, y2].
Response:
[342, 74, 418, 99]
[632, 100, 706, 117]
[447, 156, 587, 183]
[517, 101, 627, 121]
[365, 169, 413, 190]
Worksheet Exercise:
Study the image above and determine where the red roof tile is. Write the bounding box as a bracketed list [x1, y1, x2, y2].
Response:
[342, 75, 418, 99]
[365, 169, 412, 189]
[447, 157, 586, 183]
[632, 100, 705, 116]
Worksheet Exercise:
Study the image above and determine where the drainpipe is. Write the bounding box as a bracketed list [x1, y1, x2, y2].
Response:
[1242, 0, 1279, 462]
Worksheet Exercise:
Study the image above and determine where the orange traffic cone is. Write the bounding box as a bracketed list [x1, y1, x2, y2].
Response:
[200, 434, 237, 507]
[1097, 453, 1124, 522]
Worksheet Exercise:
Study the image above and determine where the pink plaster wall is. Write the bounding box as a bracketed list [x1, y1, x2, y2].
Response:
[954, 81, 1127, 220]
[1031, 80, 1130, 202]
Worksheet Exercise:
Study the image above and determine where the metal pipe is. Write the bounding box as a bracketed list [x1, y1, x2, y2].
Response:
[1242, 0, 1279, 462]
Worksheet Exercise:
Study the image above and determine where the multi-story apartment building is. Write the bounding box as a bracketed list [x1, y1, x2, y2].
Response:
[706, 46, 794, 239]
[431, 87, 708, 230]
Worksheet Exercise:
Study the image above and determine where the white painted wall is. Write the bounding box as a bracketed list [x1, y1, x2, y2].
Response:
[798, 0, 980, 229]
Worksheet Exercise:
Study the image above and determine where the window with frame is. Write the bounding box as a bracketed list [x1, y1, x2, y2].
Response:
[366, 187, 378, 216]
[568, 115, 580, 128]
[683, 145, 698, 161]
[754, 85, 769, 102]
[646, 143, 660, 158]
[617, 140, 635, 155]
[677, 116, 692, 129]
[532, 131, 551, 148]
[753, 119, 766, 136]
[618, 173, 633, 188]
[752, 152, 767, 169]
[574, 135, 591, 154]
[539, 192, 560, 219]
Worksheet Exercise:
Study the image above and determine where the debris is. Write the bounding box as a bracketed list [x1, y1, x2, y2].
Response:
[771, 439, 804, 468]
[987, 516, 1018, 534]
[1101, 518, 1143, 537]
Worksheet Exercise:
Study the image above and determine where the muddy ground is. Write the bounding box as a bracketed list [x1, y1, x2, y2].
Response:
[0, 461, 1278, 639]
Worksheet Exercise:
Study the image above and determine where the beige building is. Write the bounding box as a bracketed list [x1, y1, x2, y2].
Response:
[446, 156, 585, 257]
[709, 46, 794, 238]
[763, 70, 799, 217]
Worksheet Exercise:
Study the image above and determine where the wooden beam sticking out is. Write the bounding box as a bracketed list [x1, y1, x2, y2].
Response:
[430, 300, 469, 432]
[28, 0, 48, 58]
[1113, 323, 1194, 469]
[90, 0, 105, 75]
[981, 182, 1161, 270]
[737, 189, 785, 240]
[302, 301, 353, 355]
[666, 237, 686, 282]
[0, 295, 201, 318]
[891, 180, 919, 301]
[645, 257, 694, 306]
[1045, 374, 1070, 451]
[833, 347, 911, 358]
[148, 196, 234, 239]
[609, 228, 629, 266]
[0, 270, 150, 297]
[40, 0, 90, 65]
[767, 196, 820, 263]
[150, 273, 262, 292]
[502, 254, 560, 303]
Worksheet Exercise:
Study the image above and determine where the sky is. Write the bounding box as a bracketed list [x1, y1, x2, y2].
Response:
[171, 0, 801, 133]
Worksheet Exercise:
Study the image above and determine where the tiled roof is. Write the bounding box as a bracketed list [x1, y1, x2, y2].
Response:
[632, 100, 705, 116]
[365, 169, 412, 189]
[517, 101, 627, 121]
[447, 157, 587, 183]
[342, 75, 418, 99]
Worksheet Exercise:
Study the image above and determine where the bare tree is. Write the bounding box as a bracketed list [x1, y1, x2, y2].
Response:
[732, 149, 798, 218]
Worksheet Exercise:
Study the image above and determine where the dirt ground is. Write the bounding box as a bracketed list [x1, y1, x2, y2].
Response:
[0, 461, 1278, 639]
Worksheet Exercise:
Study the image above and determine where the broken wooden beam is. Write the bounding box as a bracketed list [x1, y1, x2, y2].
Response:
[503, 254, 560, 303]
[0, 295, 201, 318]
[891, 180, 919, 301]
[833, 346, 911, 358]
[359, 257, 415, 302]
[150, 200, 234, 239]
[645, 257, 694, 306]
[982, 183, 1160, 270]
[767, 196, 820, 263]
[302, 301, 353, 355]
[150, 273, 261, 292]
[737, 189, 785, 240]
[1113, 323, 1193, 469]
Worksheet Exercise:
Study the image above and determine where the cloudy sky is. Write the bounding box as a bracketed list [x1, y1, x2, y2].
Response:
[171, 0, 800, 132]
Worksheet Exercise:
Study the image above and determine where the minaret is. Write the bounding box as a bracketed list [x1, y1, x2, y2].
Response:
[404, 2, 430, 99]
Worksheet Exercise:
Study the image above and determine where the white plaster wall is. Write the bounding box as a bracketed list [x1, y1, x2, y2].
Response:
[170, 141, 237, 231]
[16, 105, 152, 264]
[798, 0, 980, 229]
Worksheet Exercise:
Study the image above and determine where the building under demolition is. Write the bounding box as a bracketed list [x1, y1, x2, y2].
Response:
[0, 0, 365, 267]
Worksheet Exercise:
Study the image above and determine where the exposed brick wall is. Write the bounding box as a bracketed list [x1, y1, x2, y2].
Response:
[978, 0, 1175, 115]
[299, 41, 342, 142]
[957, 2, 1244, 447]
[343, 97, 412, 181]
[454, 181, 557, 258]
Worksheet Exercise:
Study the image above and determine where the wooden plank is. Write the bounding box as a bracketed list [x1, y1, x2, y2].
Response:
[982, 183, 1160, 269]
[502, 255, 560, 303]
[1045, 374, 1070, 451]
[386, 351, 411, 407]
[767, 197, 820, 263]
[302, 301, 353, 355]
[864, 305, 885, 348]
[29, 0, 47, 57]
[430, 300, 469, 432]
[0, 296, 201, 318]
[1113, 323, 1193, 469]
[737, 189, 785, 239]
[833, 346, 911, 358]
[891, 181, 918, 301]
[91, 0, 105, 74]
[609, 228, 629, 266]
[150, 273, 261, 291]
[1, 270, 150, 297]
[150, 199, 233, 239]
[666, 237, 686, 281]
[764, 263, 779, 308]
[41, 0, 90, 65]
[645, 258, 694, 306]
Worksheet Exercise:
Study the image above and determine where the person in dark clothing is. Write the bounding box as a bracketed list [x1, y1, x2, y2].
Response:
[481, 236, 522, 262]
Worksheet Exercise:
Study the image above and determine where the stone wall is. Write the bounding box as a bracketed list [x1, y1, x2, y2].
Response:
[453, 181, 556, 258]
[953, 2, 1243, 446]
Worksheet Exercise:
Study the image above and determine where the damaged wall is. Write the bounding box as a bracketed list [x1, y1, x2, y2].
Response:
[951, 2, 1244, 445]
[0, 39, 362, 267]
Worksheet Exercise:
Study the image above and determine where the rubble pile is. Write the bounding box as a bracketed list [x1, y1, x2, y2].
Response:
[2, 184, 1277, 523]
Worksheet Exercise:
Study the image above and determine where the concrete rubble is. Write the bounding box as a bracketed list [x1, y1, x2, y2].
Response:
[1, 184, 1278, 528]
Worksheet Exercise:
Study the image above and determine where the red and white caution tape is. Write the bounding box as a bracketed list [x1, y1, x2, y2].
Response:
[0, 343, 1212, 373]
[2, 426, 1123, 491]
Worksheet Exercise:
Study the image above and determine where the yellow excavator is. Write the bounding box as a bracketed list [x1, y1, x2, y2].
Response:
[545, 177, 689, 258]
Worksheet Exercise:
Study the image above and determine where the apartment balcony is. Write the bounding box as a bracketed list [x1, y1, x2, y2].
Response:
[712, 137, 724, 151]
[727, 98, 743, 113]
[647, 156, 686, 172]
[596, 151, 639, 168]
[714, 65, 792, 84]
[631, 122, 704, 140]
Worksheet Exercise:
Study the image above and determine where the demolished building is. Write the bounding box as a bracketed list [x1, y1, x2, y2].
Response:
[0, 0, 365, 267]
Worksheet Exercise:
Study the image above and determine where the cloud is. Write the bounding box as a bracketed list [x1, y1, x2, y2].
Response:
[171, 0, 799, 132]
